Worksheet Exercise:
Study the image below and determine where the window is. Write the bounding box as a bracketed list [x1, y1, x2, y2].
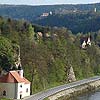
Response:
[20, 85, 22, 88]
[26, 88, 28, 93]
[3, 90, 6, 96]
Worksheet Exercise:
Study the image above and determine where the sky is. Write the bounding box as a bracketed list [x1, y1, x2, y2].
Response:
[0, 0, 100, 5]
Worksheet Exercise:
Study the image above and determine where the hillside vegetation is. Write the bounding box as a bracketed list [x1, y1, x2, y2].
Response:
[0, 17, 100, 93]
[0, 3, 100, 33]
[34, 12, 100, 33]
[0, 3, 100, 19]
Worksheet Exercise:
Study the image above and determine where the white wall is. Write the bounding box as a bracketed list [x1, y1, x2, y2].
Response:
[17, 83, 24, 99]
[17, 83, 30, 99]
[23, 84, 30, 97]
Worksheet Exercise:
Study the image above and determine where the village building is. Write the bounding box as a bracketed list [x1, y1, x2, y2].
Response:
[41, 11, 53, 17]
[49, 11, 53, 15]
[45, 33, 51, 37]
[82, 40, 87, 49]
[87, 37, 91, 46]
[94, 7, 97, 12]
[41, 13, 49, 17]
[0, 68, 30, 99]
[81, 37, 91, 49]
[37, 32, 43, 37]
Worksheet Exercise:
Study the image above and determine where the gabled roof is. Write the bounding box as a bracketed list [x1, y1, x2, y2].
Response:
[80, 36, 91, 44]
[0, 71, 30, 84]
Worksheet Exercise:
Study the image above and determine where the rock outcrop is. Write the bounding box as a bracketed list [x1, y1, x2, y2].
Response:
[13, 45, 22, 69]
[67, 66, 76, 82]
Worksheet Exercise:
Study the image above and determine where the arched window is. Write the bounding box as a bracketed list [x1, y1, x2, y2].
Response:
[3, 90, 6, 96]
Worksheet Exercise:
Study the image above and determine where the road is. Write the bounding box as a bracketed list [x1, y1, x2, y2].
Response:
[23, 76, 100, 100]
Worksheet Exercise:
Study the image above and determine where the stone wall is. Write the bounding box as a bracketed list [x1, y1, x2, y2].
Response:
[48, 80, 100, 100]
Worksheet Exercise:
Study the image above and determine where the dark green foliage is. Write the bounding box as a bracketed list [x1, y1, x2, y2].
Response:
[0, 36, 14, 71]
[1, 4, 100, 34]
[0, 17, 100, 93]
[0, 3, 100, 20]
[34, 12, 100, 34]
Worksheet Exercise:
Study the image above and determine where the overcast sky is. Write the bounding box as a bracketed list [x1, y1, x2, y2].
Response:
[0, 0, 99, 5]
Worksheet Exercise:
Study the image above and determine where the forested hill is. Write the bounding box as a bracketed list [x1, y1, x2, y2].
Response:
[34, 12, 100, 34]
[0, 17, 100, 93]
[0, 3, 100, 33]
[0, 3, 100, 20]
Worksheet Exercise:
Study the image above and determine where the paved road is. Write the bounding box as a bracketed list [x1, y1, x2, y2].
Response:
[23, 76, 100, 100]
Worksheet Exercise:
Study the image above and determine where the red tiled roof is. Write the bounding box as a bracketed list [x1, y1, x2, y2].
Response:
[0, 71, 30, 84]
[23, 77, 30, 84]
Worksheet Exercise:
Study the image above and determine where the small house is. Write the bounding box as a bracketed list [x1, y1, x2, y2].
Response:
[41, 13, 49, 17]
[0, 69, 30, 99]
[81, 37, 91, 49]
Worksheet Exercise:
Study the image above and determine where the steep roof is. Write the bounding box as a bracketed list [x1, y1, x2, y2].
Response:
[80, 36, 92, 44]
[0, 71, 30, 84]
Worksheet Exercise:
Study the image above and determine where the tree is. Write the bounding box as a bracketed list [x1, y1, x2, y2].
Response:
[0, 36, 14, 71]
[27, 24, 35, 42]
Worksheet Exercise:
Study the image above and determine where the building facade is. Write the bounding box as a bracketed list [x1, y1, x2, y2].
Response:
[0, 70, 30, 99]
[81, 37, 91, 49]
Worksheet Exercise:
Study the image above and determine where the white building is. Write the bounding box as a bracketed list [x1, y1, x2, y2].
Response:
[87, 37, 91, 46]
[41, 13, 49, 17]
[49, 11, 53, 15]
[0, 70, 30, 99]
[81, 37, 91, 49]
[94, 8, 97, 12]
[82, 40, 87, 49]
